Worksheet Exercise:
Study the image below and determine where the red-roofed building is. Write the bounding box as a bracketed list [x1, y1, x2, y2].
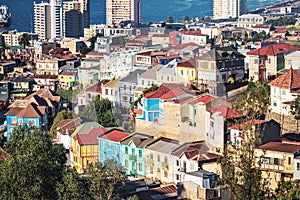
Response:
[72, 127, 107, 173]
[98, 128, 130, 165]
[247, 43, 300, 81]
[269, 68, 300, 116]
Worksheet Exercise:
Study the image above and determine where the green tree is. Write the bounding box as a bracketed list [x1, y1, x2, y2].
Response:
[167, 16, 174, 23]
[86, 159, 127, 200]
[56, 168, 91, 200]
[132, 84, 158, 108]
[18, 33, 30, 49]
[50, 110, 74, 139]
[273, 180, 300, 199]
[81, 97, 117, 127]
[290, 95, 300, 130]
[0, 126, 67, 199]
[218, 82, 271, 199]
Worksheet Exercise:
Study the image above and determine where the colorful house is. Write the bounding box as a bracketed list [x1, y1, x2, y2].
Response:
[120, 133, 154, 177]
[72, 127, 107, 174]
[58, 70, 78, 90]
[5, 102, 48, 141]
[176, 59, 197, 84]
[98, 128, 130, 165]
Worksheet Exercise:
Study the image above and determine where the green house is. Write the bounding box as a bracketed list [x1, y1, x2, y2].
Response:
[120, 133, 154, 177]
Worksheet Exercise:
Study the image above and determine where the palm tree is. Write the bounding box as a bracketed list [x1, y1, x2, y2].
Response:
[18, 33, 30, 49]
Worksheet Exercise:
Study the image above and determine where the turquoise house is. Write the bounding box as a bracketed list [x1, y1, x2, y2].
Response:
[5, 102, 48, 141]
[120, 133, 154, 177]
[98, 129, 130, 165]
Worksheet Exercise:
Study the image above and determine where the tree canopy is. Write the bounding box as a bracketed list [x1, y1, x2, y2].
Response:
[80, 96, 118, 127]
[0, 126, 67, 199]
[50, 110, 74, 139]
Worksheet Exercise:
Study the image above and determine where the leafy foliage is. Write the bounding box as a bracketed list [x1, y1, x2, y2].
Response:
[218, 81, 271, 199]
[291, 95, 300, 130]
[86, 159, 127, 200]
[0, 126, 67, 199]
[273, 180, 300, 200]
[56, 88, 79, 102]
[50, 110, 74, 139]
[132, 84, 158, 108]
[266, 16, 296, 26]
[81, 97, 118, 127]
[18, 33, 30, 49]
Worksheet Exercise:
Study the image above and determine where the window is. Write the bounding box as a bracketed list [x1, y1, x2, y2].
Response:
[191, 71, 194, 76]
[157, 154, 160, 162]
[288, 157, 291, 165]
[181, 70, 183, 75]
[187, 70, 189, 76]
[297, 163, 300, 170]
[142, 80, 144, 85]
[167, 76, 169, 81]
[105, 89, 108, 95]
[138, 163, 142, 171]
[254, 59, 259, 64]
[150, 153, 153, 159]
[124, 85, 126, 90]
[176, 160, 180, 166]
[125, 147, 128, 154]
[176, 174, 180, 181]
[273, 102, 277, 107]
[274, 158, 279, 165]
[139, 150, 142, 157]
[161, 76, 163, 81]
[164, 156, 168, 163]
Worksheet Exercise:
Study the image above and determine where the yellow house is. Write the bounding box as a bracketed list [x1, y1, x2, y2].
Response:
[58, 70, 77, 90]
[176, 60, 197, 84]
[72, 127, 107, 174]
[255, 141, 300, 190]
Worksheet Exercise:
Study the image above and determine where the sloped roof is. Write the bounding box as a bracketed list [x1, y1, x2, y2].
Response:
[121, 133, 154, 148]
[177, 60, 196, 69]
[258, 142, 300, 153]
[198, 46, 245, 61]
[135, 184, 177, 200]
[76, 127, 107, 145]
[144, 83, 198, 99]
[189, 94, 215, 106]
[146, 137, 180, 154]
[59, 70, 76, 76]
[103, 77, 122, 88]
[71, 121, 102, 137]
[99, 128, 130, 142]
[120, 69, 146, 83]
[25, 88, 61, 103]
[56, 117, 94, 135]
[209, 104, 241, 119]
[247, 43, 300, 56]
[172, 42, 200, 50]
[6, 103, 45, 118]
[86, 80, 109, 94]
[269, 68, 300, 90]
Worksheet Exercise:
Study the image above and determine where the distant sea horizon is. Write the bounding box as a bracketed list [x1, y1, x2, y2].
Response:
[1, 0, 284, 32]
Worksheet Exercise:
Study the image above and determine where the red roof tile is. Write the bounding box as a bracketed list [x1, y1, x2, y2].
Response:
[6, 103, 45, 118]
[177, 60, 196, 69]
[100, 129, 130, 142]
[136, 185, 177, 200]
[258, 141, 300, 153]
[189, 94, 215, 106]
[247, 43, 300, 56]
[172, 42, 200, 50]
[77, 127, 108, 145]
[86, 80, 109, 94]
[209, 105, 242, 119]
[144, 83, 197, 99]
[60, 70, 76, 76]
[269, 68, 300, 89]
[182, 31, 208, 36]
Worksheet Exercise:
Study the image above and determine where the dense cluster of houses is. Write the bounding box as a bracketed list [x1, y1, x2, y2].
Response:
[2, 8, 300, 199]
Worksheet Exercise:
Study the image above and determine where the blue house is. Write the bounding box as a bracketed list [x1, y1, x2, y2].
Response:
[98, 129, 130, 165]
[5, 102, 48, 141]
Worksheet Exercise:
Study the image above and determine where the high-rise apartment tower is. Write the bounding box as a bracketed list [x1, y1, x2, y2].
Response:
[34, 2, 51, 40]
[213, 0, 247, 20]
[106, 0, 140, 26]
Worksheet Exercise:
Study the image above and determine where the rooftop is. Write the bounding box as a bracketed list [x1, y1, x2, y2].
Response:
[99, 128, 130, 142]
[247, 43, 300, 56]
[76, 127, 108, 145]
[257, 141, 300, 154]
[121, 133, 154, 148]
[269, 68, 300, 90]
[146, 137, 180, 154]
